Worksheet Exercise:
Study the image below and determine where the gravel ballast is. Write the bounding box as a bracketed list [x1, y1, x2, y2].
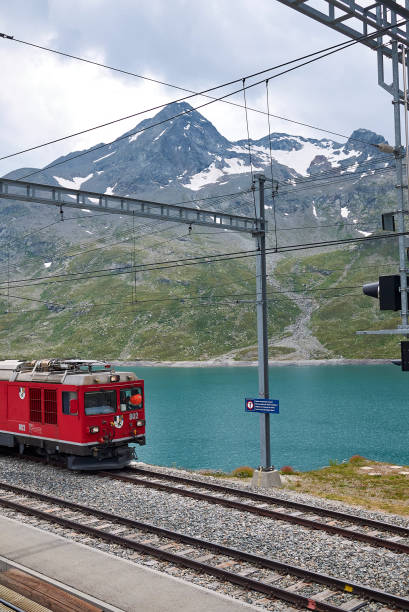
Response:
[0, 456, 408, 611]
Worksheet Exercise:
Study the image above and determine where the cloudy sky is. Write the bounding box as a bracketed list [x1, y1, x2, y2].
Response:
[0, 0, 399, 176]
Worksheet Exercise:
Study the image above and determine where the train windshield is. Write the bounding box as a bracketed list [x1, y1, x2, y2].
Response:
[84, 390, 116, 415]
[119, 387, 143, 411]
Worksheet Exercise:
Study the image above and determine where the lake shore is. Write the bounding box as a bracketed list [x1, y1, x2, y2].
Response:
[113, 358, 391, 368]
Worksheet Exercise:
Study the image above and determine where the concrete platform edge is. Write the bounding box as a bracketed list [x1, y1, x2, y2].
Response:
[0, 552, 123, 612]
[0, 516, 260, 611]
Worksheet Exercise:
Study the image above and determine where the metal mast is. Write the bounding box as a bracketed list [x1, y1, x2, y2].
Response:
[275, 0, 409, 337]
[254, 174, 271, 468]
[0, 176, 272, 466]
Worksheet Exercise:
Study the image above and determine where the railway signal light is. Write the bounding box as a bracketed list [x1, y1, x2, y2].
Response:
[362, 275, 401, 310]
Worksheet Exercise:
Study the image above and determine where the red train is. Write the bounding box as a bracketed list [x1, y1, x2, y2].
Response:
[0, 359, 145, 470]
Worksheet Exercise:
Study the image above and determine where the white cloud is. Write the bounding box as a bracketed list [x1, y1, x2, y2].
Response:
[0, 0, 395, 179]
[0, 40, 178, 176]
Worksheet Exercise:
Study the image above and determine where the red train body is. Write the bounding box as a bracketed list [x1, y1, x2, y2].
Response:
[0, 359, 145, 470]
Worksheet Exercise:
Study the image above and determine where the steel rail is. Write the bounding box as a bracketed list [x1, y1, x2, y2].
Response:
[0, 482, 408, 610]
[0, 599, 26, 612]
[119, 467, 409, 536]
[100, 470, 409, 554]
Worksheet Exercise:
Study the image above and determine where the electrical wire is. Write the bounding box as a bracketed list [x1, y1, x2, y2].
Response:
[276, 155, 393, 190]
[0, 218, 175, 279]
[12, 19, 406, 182]
[0, 211, 383, 283]
[0, 282, 369, 315]
[277, 166, 395, 197]
[0, 23, 403, 166]
[0, 228, 407, 291]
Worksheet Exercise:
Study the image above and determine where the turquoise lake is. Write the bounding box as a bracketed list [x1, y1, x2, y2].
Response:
[118, 365, 409, 472]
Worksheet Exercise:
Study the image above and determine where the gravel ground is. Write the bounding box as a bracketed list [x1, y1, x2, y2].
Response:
[0, 455, 408, 611]
[134, 462, 409, 528]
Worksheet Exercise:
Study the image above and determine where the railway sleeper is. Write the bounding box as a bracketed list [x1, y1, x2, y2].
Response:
[0, 486, 408, 611]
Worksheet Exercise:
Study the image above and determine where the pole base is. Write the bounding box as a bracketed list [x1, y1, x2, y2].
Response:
[251, 468, 283, 489]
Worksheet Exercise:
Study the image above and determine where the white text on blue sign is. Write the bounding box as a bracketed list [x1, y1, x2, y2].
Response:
[245, 398, 279, 414]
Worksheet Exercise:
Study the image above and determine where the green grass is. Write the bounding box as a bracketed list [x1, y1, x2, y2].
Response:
[287, 456, 409, 515]
[274, 240, 402, 359]
[0, 234, 300, 361]
[2, 221, 403, 362]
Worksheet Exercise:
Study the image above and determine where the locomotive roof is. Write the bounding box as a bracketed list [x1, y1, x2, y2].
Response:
[0, 359, 140, 385]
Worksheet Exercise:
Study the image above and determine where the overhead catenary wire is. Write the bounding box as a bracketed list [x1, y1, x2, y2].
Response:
[0, 288, 369, 322]
[0, 283, 371, 314]
[11, 19, 407, 182]
[1, 228, 407, 291]
[0, 210, 385, 283]
[276, 165, 395, 197]
[0, 218, 178, 280]
[205, 155, 394, 216]
[0, 22, 404, 167]
[0, 152, 394, 280]
[276, 155, 394, 189]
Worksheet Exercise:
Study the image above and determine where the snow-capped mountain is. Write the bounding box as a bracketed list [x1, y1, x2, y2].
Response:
[0, 102, 398, 362]
[9, 102, 389, 202]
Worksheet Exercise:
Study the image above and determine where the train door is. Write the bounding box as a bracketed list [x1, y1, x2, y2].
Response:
[61, 390, 81, 442]
[7, 384, 28, 425]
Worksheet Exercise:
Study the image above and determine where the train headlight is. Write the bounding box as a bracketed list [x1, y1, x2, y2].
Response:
[89, 426, 100, 434]
[136, 420, 145, 427]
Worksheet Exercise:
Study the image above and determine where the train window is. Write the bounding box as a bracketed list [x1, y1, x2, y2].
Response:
[119, 387, 143, 411]
[84, 390, 116, 416]
[62, 391, 78, 415]
[29, 388, 42, 422]
[44, 390, 57, 425]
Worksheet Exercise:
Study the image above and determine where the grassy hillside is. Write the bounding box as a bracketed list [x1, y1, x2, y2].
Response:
[274, 240, 403, 359]
[0, 190, 404, 362]
[0, 227, 299, 360]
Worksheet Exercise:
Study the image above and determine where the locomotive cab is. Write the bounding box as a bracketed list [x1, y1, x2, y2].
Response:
[0, 359, 145, 470]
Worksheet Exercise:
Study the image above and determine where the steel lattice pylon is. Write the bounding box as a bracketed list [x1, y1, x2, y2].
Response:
[276, 0, 409, 334]
[276, 0, 409, 93]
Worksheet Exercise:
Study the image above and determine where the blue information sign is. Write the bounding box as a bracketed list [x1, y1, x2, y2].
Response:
[245, 398, 279, 414]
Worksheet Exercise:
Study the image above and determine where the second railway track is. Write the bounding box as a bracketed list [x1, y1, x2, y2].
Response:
[99, 466, 409, 555]
[0, 480, 408, 612]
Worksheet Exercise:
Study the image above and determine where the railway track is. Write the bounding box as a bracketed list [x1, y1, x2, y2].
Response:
[0, 480, 408, 612]
[0, 599, 26, 612]
[100, 466, 409, 555]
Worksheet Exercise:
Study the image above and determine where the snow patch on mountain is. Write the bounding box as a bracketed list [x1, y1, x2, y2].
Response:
[262, 141, 358, 176]
[154, 129, 167, 142]
[54, 174, 93, 189]
[105, 183, 118, 195]
[129, 133, 141, 143]
[228, 145, 248, 155]
[184, 157, 264, 191]
[184, 163, 224, 190]
[93, 151, 116, 163]
[223, 158, 263, 174]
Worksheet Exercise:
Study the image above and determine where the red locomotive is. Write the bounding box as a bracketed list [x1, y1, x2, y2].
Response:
[0, 359, 145, 470]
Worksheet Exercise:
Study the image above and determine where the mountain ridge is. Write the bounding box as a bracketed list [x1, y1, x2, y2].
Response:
[5, 102, 389, 203]
[0, 101, 400, 362]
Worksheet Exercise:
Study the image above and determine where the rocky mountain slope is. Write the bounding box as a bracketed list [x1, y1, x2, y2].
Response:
[0, 102, 401, 361]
